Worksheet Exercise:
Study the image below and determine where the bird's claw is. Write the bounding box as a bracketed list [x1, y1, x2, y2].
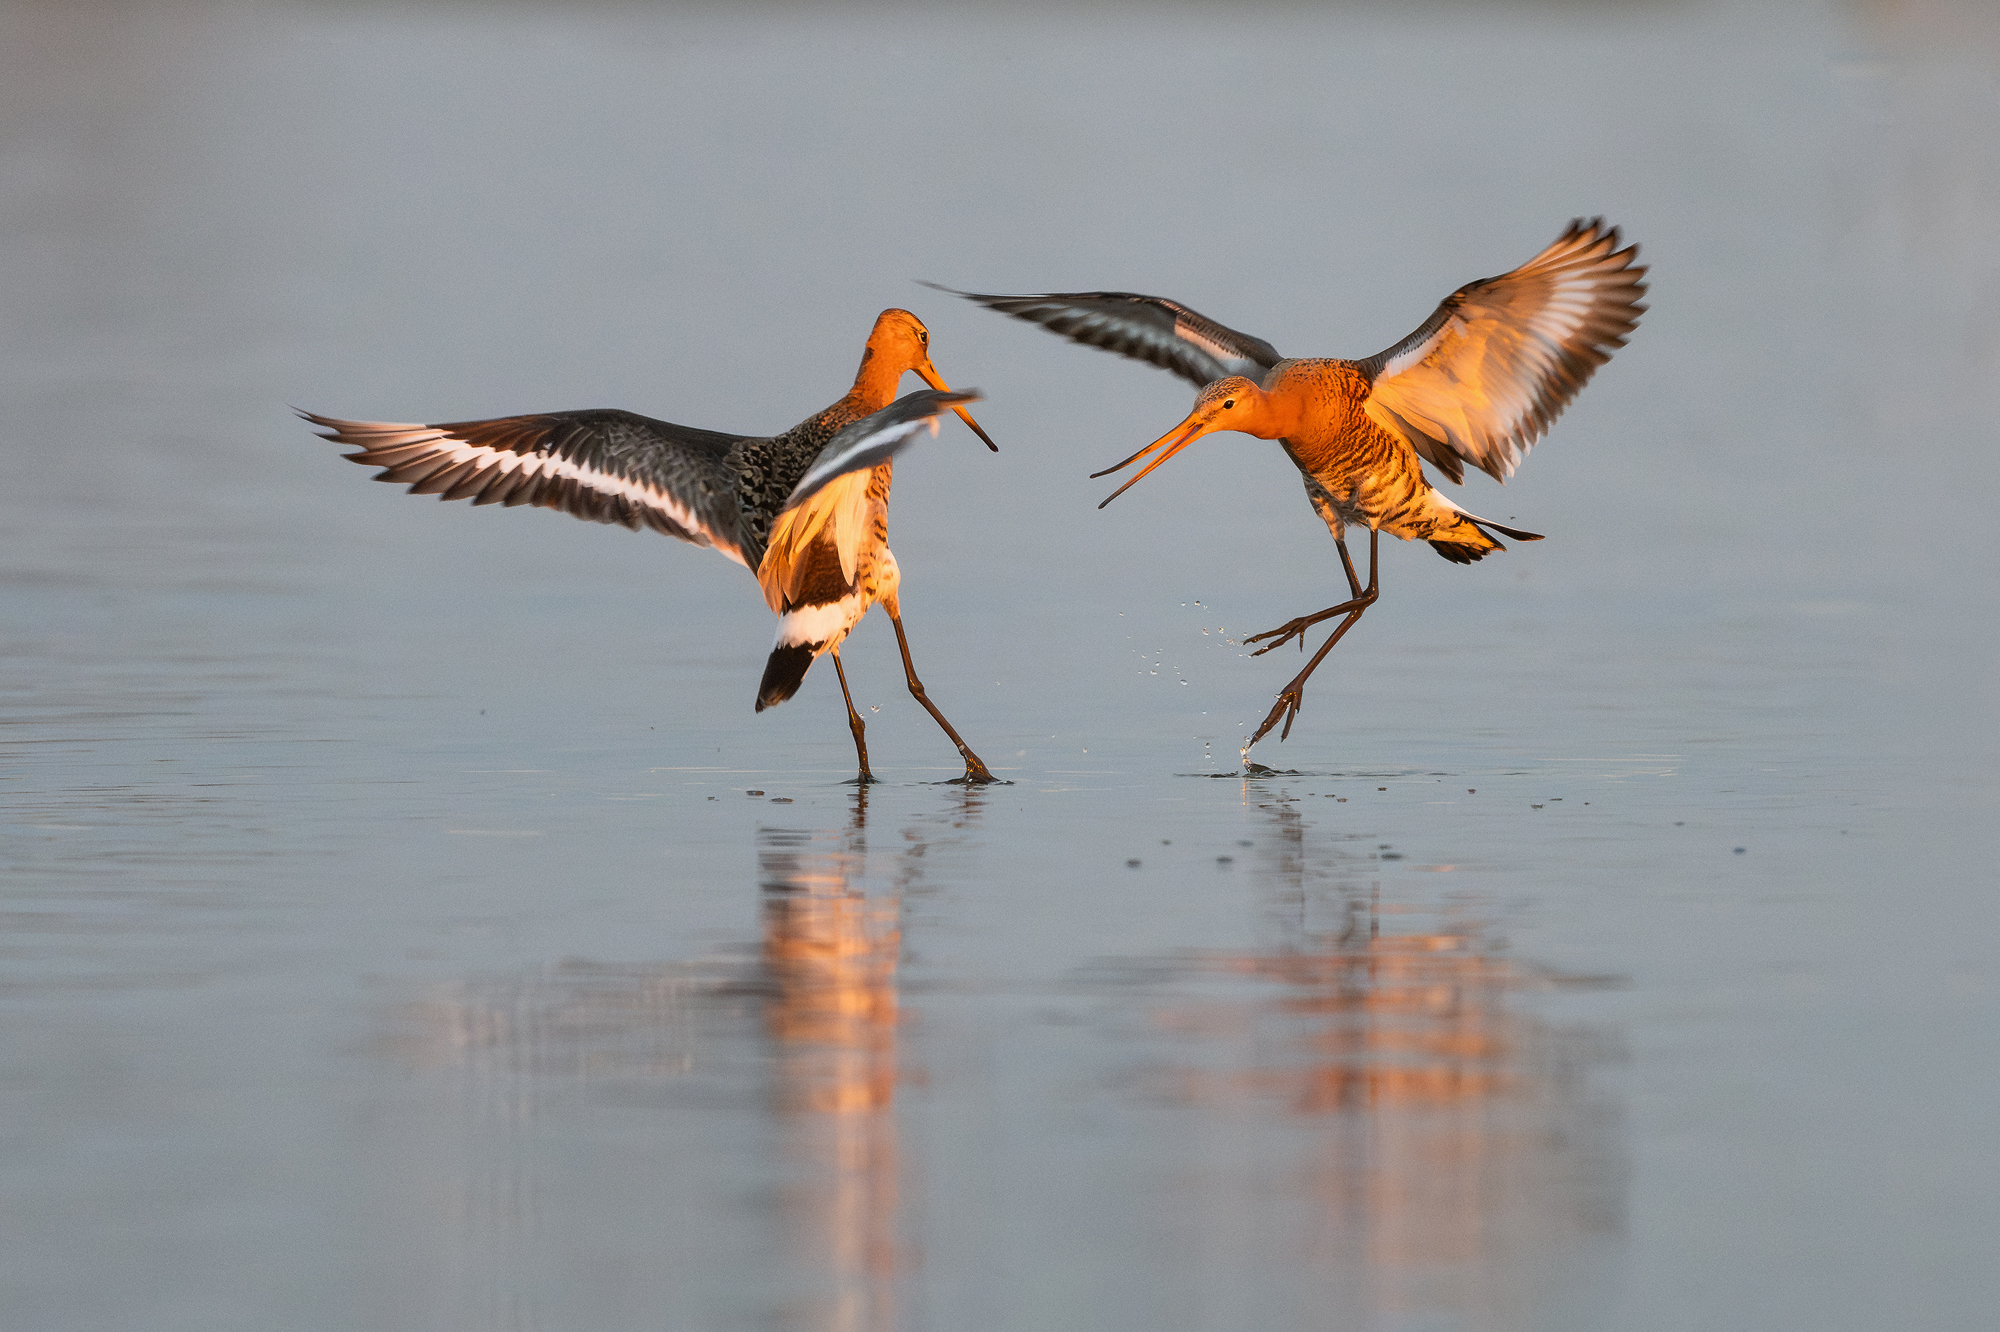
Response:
[951, 751, 1003, 785]
[1244, 618, 1313, 656]
[1247, 688, 1304, 750]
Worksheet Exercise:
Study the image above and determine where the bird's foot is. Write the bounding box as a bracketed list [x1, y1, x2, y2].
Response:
[1246, 687, 1305, 751]
[948, 754, 1004, 785]
[845, 772, 880, 786]
[1244, 617, 1318, 656]
[1244, 594, 1372, 657]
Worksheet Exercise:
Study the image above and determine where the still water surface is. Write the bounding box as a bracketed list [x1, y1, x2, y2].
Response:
[3, 1, 1997, 1328]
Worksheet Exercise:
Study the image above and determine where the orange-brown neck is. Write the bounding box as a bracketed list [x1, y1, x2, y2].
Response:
[848, 310, 933, 411]
[850, 341, 916, 410]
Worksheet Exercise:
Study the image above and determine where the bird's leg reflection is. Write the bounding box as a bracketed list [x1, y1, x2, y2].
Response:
[758, 804, 905, 1326]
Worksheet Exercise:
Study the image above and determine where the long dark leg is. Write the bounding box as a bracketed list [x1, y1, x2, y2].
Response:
[829, 648, 875, 785]
[887, 610, 996, 784]
[1246, 529, 1380, 750]
[1243, 533, 1370, 655]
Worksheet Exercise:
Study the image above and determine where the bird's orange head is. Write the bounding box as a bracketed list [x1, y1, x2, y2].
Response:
[855, 309, 997, 451]
[1091, 376, 1284, 509]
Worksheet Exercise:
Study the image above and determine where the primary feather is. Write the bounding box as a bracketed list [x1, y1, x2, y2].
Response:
[922, 282, 1280, 388]
[1358, 218, 1646, 483]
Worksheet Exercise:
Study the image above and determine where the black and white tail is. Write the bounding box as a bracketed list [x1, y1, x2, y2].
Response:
[756, 643, 817, 710]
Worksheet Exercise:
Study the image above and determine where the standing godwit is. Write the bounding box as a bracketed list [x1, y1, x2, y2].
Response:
[933, 219, 1645, 755]
[302, 309, 1002, 784]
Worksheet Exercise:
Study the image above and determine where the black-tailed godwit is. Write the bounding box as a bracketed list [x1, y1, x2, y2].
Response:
[934, 219, 1644, 756]
[303, 309, 1001, 784]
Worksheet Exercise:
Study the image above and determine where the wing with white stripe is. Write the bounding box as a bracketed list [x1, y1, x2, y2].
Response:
[1358, 218, 1646, 484]
[924, 283, 1280, 389]
[780, 389, 983, 512]
[301, 408, 760, 568]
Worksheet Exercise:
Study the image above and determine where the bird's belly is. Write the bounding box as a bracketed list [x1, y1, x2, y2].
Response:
[1310, 462, 1458, 540]
[1284, 421, 1439, 540]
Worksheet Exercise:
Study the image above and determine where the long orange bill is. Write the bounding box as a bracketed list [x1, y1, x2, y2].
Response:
[1088, 438, 1163, 479]
[1094, 416, 1207, 510]
[917, 361, 999, 451]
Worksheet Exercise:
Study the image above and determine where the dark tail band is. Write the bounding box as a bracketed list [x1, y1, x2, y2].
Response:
[1429, 539, 1492, 565]
[756, 643, 817, 712]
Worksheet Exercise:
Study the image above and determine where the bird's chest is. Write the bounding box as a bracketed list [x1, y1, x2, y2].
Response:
[1280, 413, 1421, 527]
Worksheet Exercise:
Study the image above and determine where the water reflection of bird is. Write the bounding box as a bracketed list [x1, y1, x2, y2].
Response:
[935, 220, 1645, 754]
[758, 796, 905, 1327]
[1132, 796, 1622, 1294]
[387, 798, 913, 1327]
[303, 309, 1000, 783]
[759, 798, 902, 1116]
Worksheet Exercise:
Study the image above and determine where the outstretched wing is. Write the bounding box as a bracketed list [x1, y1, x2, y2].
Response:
[1358, 218, 1646, 484]
[779, 388, 983, 512]
[923, 282, 1280, 389]
[301, 408, 761, 568]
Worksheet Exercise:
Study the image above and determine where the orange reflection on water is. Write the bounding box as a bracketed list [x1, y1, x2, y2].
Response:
[1199, 928, 1524, 1112]
[760, 824, 900, 1116]
[759, 796, 906, 1331]
[377, 793, 915, 1331]
[1135, 796, 1622, 1296]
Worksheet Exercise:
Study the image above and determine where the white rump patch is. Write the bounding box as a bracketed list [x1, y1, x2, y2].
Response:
[773, 595, 866, 654]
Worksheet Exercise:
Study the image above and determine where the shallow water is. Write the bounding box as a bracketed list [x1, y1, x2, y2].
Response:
[3, 1, 1998, 1328]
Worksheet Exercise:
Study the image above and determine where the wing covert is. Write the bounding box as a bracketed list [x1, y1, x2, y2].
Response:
[780, 389, 983, 512]
[1358, 218, 1646, 484]
[301, 408, 761, 568]
[924, 283, 1280, 389]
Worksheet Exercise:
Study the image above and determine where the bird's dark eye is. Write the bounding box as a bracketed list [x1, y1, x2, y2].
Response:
[1223, 399, 1235, 409]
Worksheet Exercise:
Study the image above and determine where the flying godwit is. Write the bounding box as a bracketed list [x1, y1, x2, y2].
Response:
[302, 309, 1001, 784]
[933, 218, 1645, 755]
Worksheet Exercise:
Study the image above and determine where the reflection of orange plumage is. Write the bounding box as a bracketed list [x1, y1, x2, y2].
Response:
[757, 807, 906, 1326]
[1208, 931, 1523, 1113]
[1136, 797, 1621, 1290]
[1160, 918, 1612, 1279]
[763, 891, 901, 1116]
[382, 807, 914, 1328]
